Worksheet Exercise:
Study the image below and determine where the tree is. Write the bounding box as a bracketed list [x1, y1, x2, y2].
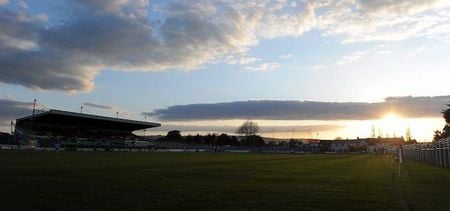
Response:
[216, 133, 230, 146]
[236, 121, 260, 147]
[441, 105, 450, 139]
[433, 130, 442, 142]
[240, 135, 265, 146]
[370, 125, 376, 138]
[236, 120, 259, 137]
[405, 127, 411, 141]
[443, 104, 450, 123]
[435, 104, 450, 142]
[166, 130, 182, 141]
[377, 127, 383, 138]
[185, 134, 194, 143]
[203, 133, 217, 146]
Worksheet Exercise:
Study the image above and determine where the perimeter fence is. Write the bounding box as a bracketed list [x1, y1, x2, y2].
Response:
[402, 137, 450, 169]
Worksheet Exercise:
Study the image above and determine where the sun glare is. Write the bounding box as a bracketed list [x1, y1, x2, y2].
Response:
[382, 113, 401, 123]
[379, 113, 405, 137]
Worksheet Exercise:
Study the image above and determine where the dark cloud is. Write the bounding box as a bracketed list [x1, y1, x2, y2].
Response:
[0, 98, 32, 129]
[149, 124, 343, 134]
[0, 1, 256, 91]
[146, 96, 450, 121]
[83, 102, 114, 110]
[1, 0, 449, 91]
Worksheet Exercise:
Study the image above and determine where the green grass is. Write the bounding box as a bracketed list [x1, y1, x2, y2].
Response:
[0, 151, 449, 210]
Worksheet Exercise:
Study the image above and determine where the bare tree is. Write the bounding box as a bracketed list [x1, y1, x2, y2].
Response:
[370, 125, 376, 138]
[405, 127, 411, 141]
[236, 120, 259, 137]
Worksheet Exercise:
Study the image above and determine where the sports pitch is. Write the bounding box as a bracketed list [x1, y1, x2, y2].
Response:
[0, 151, 449, 210]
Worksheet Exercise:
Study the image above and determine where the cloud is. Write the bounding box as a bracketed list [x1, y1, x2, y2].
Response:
[0, 98, 32, 130]
[356, 0, 445, 15]
[244, 62, 281, 72]
[145, 95, 450, 121]
[17, 0, 28, 9]
[82, 102, 131, 118]
[225, 54, 260, 65]
[279, 54, 293, 59]
[149, 123, 344, 134]
[0, 1, 260, 91]
[82, 102, 115, 110]
[318, 0, 450, 43]
[1, 0, 450, 91]
[337, 51, 367, 65]
[408, 45, 427, 56]
[336, 45, 390, 65]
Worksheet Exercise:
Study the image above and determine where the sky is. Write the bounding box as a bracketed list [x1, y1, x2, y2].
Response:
[1, 0, 450, 141]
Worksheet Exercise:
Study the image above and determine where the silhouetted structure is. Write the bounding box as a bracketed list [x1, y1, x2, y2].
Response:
[15, 109, 160, 146]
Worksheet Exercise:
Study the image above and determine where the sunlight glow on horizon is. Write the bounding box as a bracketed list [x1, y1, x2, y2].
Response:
[140, 116, 445, 142]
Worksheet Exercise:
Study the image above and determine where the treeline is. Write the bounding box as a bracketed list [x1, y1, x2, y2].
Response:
[160, 130, 266, 146]
[434, 104, 450, 141]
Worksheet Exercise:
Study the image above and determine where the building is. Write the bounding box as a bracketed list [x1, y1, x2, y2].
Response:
[328, 138, 370, 153]
[15, 109, 160, 147]
[366, 137, 405, 154]
[0, 132, 12, 144]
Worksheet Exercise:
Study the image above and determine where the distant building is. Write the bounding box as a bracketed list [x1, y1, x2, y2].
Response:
[366, 137, 405, 154]
[0, 132, 12, 144]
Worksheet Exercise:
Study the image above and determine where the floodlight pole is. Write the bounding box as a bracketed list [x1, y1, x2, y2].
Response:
[144, 115, 147, 137]
[29, 99, 37, 147]
[32, 99, 36, 116]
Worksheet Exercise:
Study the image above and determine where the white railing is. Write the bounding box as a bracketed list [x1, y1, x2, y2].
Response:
[402, 137, 450, 169]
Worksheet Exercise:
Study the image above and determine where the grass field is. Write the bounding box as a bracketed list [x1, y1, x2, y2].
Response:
[0, 151, 449, 210]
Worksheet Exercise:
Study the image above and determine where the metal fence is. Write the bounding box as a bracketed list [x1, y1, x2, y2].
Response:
[402, 137, 450, 169]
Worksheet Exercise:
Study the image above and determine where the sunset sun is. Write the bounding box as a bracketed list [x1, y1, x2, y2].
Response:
[378, 113, 405, 137]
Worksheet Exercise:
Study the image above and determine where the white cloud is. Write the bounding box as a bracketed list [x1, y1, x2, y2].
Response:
[279, 54, 293, 59]
[318, 0, 450, 43]
[337, 45, 391, 65]
[244, 62, 281, 72]
[290, 1, 297, 8]
[408, 45, 427, 56]
[17, 0, 28, 9]
[337, 51, 367, 65]
[226, 54, 261, 65]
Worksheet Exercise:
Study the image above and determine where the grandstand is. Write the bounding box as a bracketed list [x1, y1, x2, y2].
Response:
[15, 109, 160, 147]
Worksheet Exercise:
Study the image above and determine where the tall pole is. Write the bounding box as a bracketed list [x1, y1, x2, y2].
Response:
[32, 99, 36, 116]
[10, 121, 13, 135]
[80, 106, 83, 113]
[29, 99, 37, 146]
[144, 115, 147, 137]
